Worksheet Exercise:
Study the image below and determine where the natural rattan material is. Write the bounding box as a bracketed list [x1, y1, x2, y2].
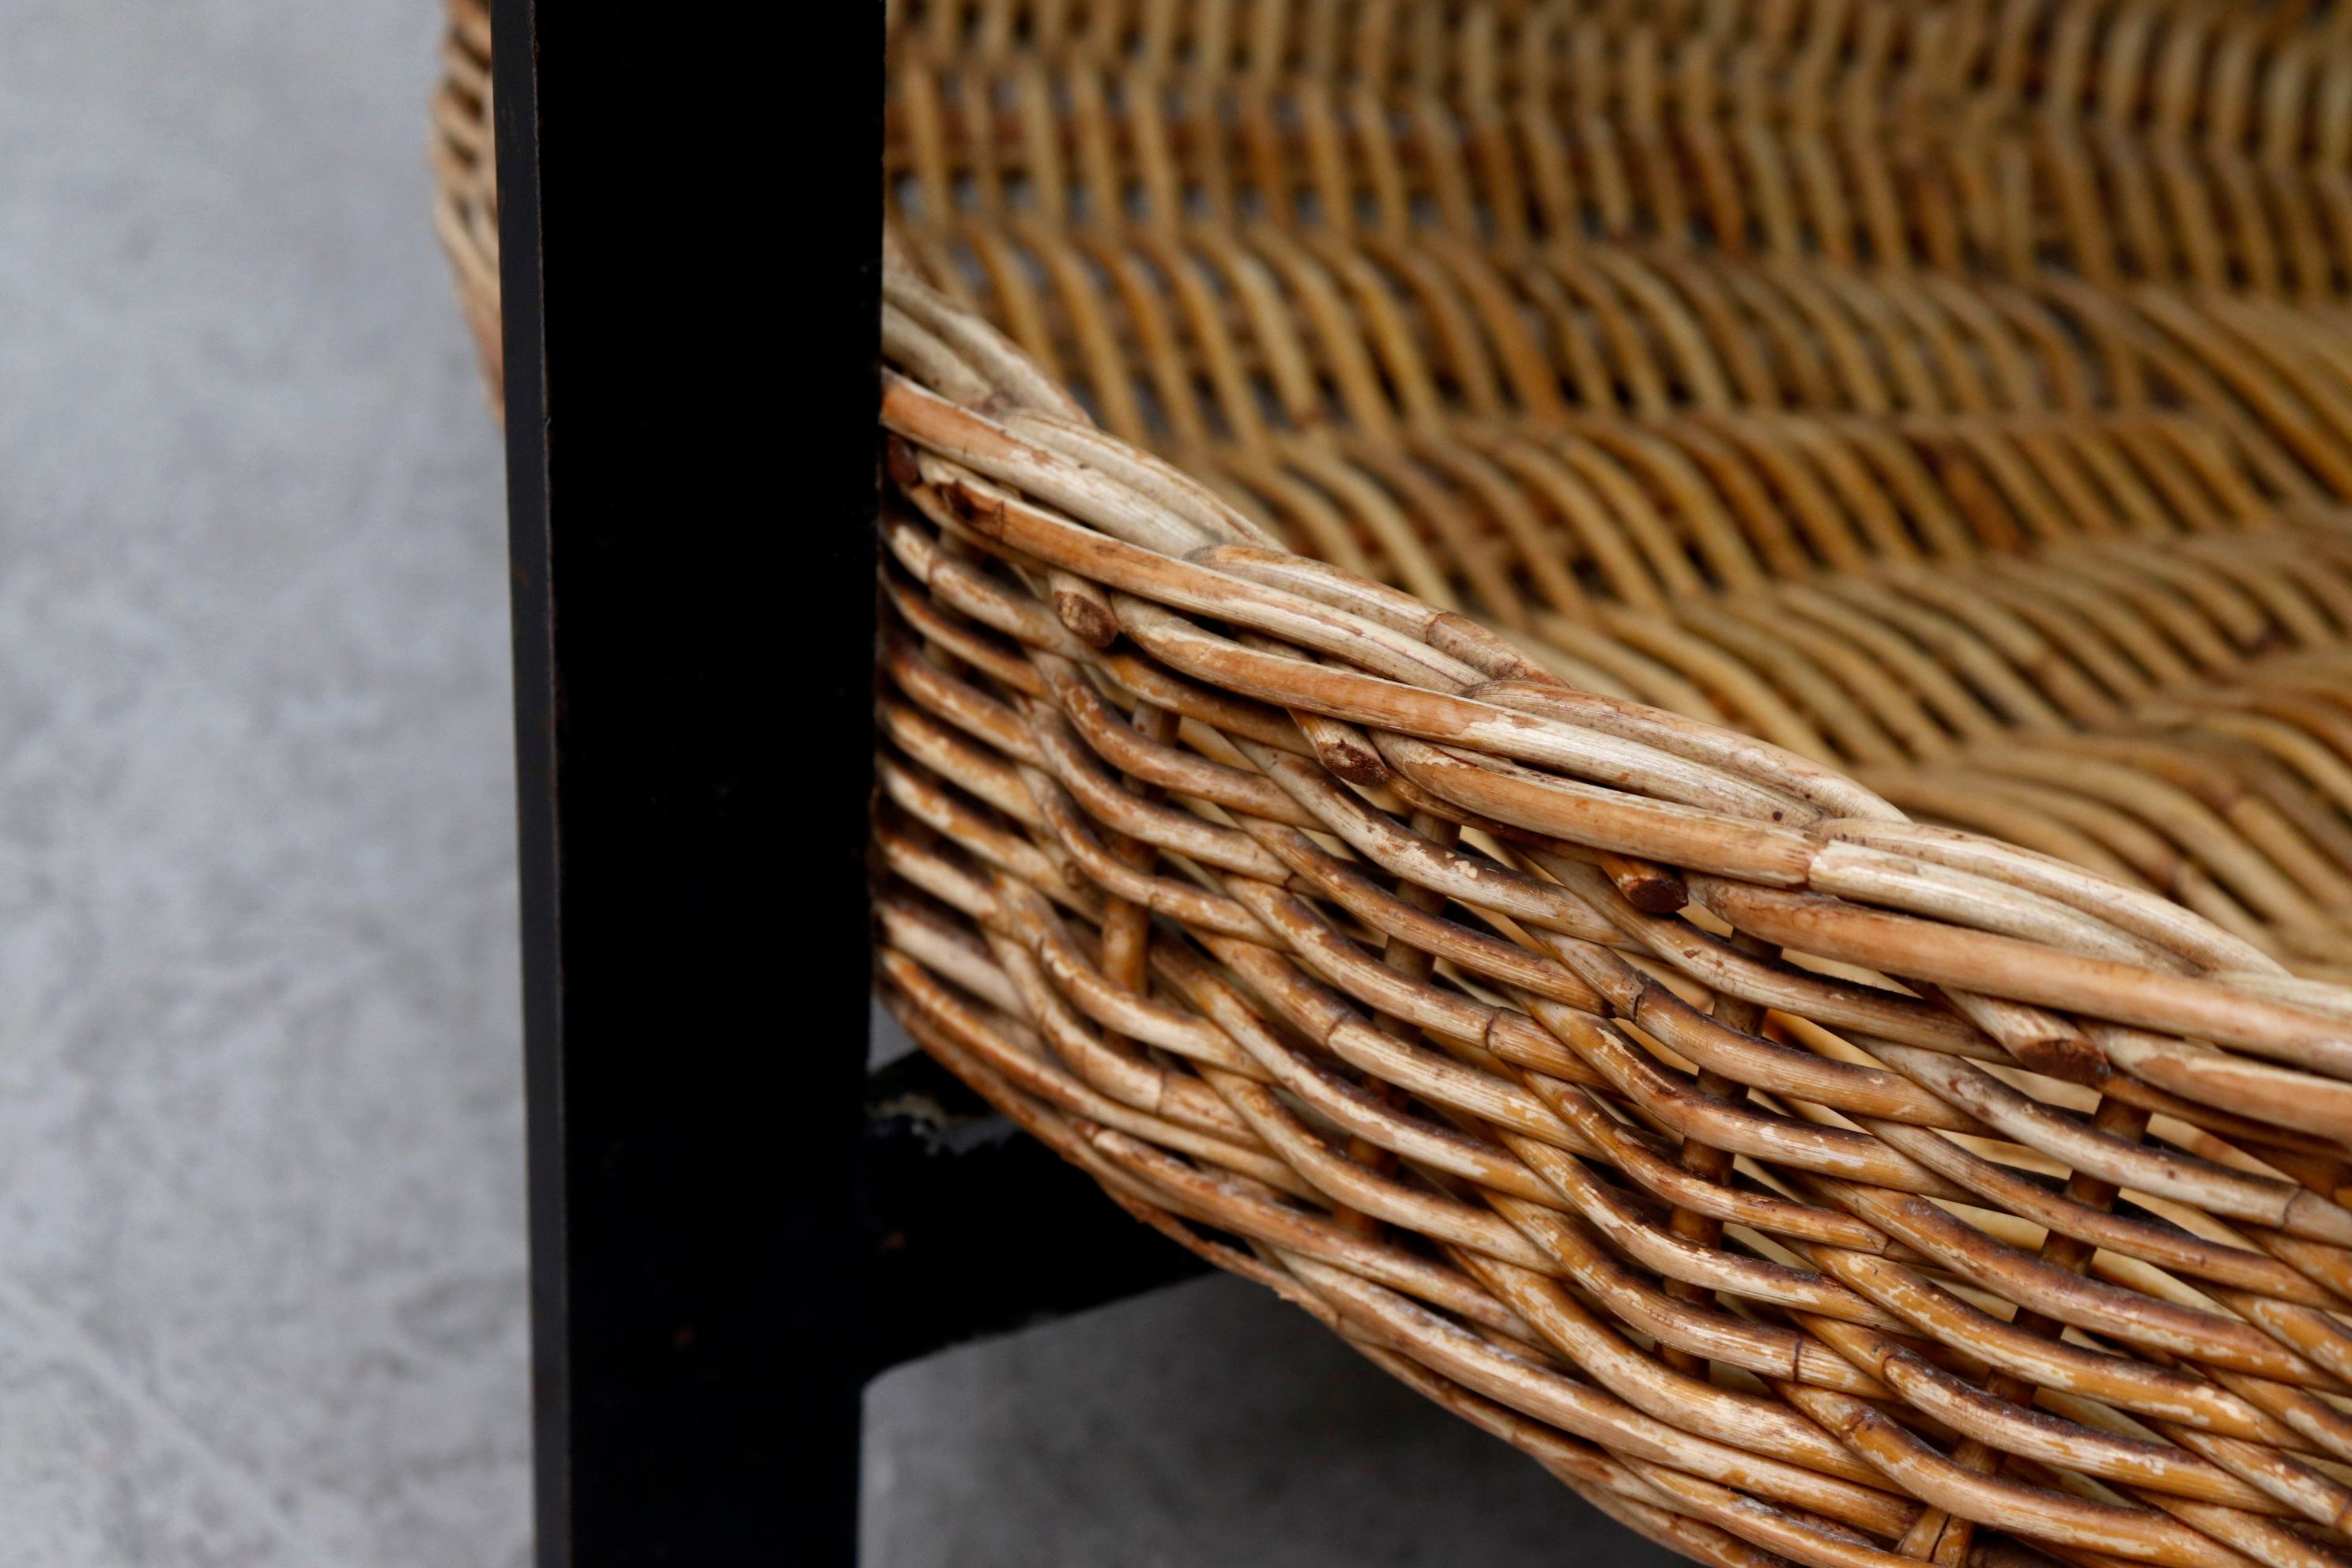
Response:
[432, 0, 497, 402]
[445, 6, 2352, 1566]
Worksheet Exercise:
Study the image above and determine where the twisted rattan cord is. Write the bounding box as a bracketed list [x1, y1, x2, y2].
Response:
[867, 14, 2352, 964]
[432, 0, 497, 403]
[433, 1, 2352, 956]
[895, 0, 2352, 168]
[437, 6, 2352, 1563]
[886, 209, 2352, 956]
[868, 268, 2352, 1568]
[886, 1, 2352, 294]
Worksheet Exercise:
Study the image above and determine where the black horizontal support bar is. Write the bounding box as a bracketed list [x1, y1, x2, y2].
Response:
[859, 1052, 1213, 1378]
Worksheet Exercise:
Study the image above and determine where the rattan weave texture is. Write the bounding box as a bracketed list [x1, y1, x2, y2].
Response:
[442, 6, 2352, 1566]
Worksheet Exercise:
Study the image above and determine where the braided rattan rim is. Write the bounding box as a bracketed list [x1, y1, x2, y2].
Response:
[439, 6, 2352, 1566]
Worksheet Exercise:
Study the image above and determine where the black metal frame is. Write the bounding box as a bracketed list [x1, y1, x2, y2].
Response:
[490, 6, 1204, 1562]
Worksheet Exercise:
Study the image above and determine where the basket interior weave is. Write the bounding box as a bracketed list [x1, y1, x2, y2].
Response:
[441, 5, 2352, 1566]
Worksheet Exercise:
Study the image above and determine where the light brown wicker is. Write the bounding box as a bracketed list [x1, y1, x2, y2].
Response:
[443, 5, 2352, 1565]
[431, 0, 497, 402]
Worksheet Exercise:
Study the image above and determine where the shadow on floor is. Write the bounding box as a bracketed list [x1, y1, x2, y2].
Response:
[865, 1272, 1683, 1567]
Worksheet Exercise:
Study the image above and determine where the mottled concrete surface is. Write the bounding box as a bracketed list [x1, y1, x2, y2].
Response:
[866, 1268, 1679, 1567]
[0, 4, 1675, 1563]
[2, 3, 531, 1564]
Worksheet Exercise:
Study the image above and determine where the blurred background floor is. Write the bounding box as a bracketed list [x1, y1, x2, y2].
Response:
[0, 3, 1670, 1563]
[0, 3, 530, 1564]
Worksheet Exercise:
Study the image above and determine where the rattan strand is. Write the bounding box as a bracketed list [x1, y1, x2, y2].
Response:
[443, 5, 2352, 1565]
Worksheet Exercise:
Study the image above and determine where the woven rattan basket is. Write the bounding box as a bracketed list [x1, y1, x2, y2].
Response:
[443, 5, 2352, 1564]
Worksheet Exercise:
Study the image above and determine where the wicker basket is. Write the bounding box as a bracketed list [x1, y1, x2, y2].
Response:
[442, 5, 2352, 1565]
[431, 0, 498, 403]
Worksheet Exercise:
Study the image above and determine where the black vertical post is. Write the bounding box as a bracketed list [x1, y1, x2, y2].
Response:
[492, 4, 883, 1563]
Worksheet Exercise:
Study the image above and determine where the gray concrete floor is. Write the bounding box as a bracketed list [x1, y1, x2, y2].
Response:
[0, 3, 1675, 1562]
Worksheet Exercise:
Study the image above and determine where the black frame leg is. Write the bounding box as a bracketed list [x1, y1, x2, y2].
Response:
[490, 6, 1205, 1564]
[492, 1, 884, 1560]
